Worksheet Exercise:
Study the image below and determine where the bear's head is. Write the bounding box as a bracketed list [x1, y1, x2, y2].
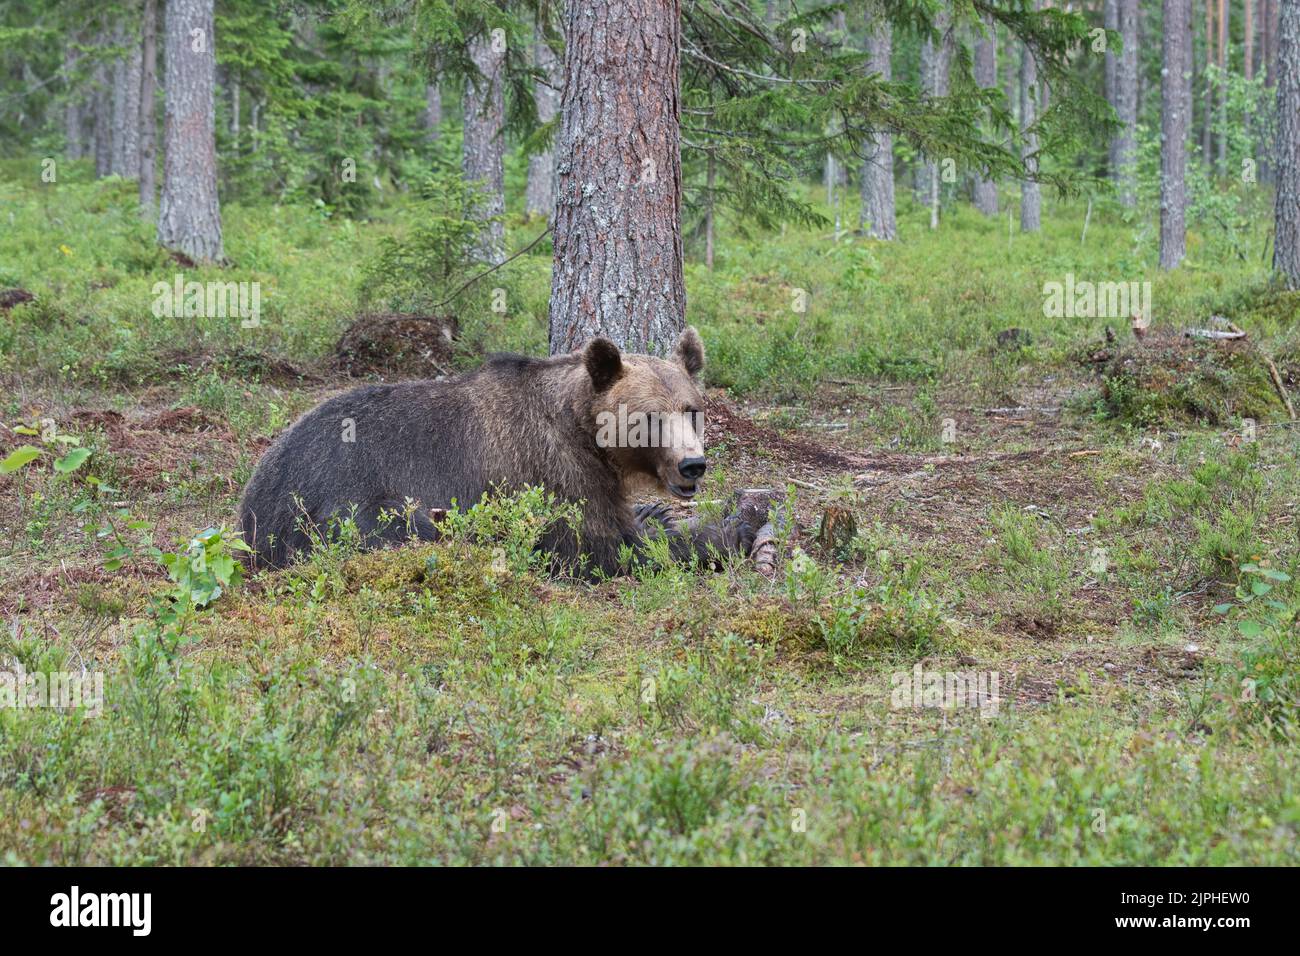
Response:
[584, 327, 709, 501]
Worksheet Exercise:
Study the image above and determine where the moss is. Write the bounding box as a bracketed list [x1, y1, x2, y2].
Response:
[1098, 336, 1283, 427]
[728, 600, 820, 649]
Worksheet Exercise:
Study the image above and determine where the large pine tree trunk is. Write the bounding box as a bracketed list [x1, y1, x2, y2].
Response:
[973, 14, 998, 216]
[1273, 0, 1300, 288]
[1160, 0, 1192, 270]
[525, 30, 560, 222]
[547, 0, 685, 356]
[463, 33, 506, 264]
[139, 0, 159, 216]
[1019, 17, 1041, 234]
[860, 18, 896, 240]
[157, 0, 224, 263]
[1114, 0, 1139, 207]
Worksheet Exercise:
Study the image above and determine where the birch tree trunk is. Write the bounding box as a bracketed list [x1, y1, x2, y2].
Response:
[1160, 0, 1192, 270]
[525, 30, 560, 222]
[547, 0, 685, 356]
[157, 0, 224, 263]
[1273, 0, 1300, 288]
[463, 33, 506, 264]
[860, 18, 896, 240]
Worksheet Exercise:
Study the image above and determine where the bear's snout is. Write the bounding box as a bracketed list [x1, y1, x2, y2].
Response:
[678, 456, 706, 480]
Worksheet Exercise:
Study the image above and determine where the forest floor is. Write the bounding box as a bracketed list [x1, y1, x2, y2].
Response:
[1, 161, 1299, 864]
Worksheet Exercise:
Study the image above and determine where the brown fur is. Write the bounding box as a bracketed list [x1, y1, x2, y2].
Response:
[238, 327, 752, 575]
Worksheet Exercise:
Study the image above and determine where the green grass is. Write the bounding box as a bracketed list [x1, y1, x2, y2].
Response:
[1, 158, 1298, 865]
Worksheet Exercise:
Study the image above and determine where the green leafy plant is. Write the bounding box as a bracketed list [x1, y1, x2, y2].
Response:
[1214, 561, 1293, 639]
[0, 422, 92, 475]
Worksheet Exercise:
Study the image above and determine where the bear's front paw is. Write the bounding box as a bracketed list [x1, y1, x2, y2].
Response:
[722, 512, 757, 555]
[634, 501, 676, 530]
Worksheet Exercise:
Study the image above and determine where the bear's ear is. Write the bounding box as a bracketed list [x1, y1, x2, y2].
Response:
[584, 337, 624, 392]
[673, 326, 705, 379]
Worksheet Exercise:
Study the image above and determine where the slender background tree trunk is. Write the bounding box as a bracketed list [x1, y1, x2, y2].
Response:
[139, 0, 159, 216]
[973, 14, 998, 216]
[93, 34, 112, 178]
[1115, 0, 1139, 207]
[1020, 10, 1041, 234]
[64, 44, 84, 160]
[1217, 0, 1229, 174]
[424, 82, 441, 142]
[463, 33, 506, 264]
[860, 17, 896, 240]
[157, 0, 224, 263]
[525, 29, 560, 222]
[1161, 0, 1192, 270]
[547, 0, 685, 356]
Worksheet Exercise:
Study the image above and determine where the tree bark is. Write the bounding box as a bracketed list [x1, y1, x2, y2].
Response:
[547, 0, 685, 356]
[139, 0, 159, 216]
[1161, 0, 1192, 270]
[1273, 0, 1300, 288]
[973, 14, 998, 215]
[1114, 0, 1139, 207]
[157, 0, 224, 264]
[860, 17, 896, 240]
[525, 29, 560, 222]
[1019, 13, 1041, 234]
[463, 33, 506, 264]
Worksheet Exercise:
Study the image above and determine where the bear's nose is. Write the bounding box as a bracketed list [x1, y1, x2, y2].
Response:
[678, 457, 706, 480]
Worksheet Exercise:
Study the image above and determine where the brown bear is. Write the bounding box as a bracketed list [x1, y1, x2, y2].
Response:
[237, 327, 754, 576]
